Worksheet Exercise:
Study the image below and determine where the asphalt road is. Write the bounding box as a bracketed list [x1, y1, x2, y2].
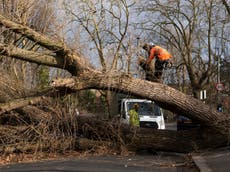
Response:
[0, 152, 198, 172]
[1, 122, 196, 172]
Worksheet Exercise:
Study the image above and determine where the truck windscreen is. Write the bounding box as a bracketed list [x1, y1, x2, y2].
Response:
[127, 102, 161, 116]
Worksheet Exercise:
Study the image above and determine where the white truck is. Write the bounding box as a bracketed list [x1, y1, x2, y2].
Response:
[120, 98, 165, 129]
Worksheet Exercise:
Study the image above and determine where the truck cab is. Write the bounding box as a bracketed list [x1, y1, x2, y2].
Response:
[120, 99, 165, 129]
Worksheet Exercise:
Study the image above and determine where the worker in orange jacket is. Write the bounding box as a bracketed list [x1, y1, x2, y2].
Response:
[143, 43, 173, 80]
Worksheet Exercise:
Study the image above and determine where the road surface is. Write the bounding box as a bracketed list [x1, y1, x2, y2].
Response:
[0, 152, 198, 172]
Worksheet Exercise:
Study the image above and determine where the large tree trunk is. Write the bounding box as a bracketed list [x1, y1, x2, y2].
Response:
[77, 116, 227, 153]
[51, 73, 229, 134]
[0, 14, 229, 152]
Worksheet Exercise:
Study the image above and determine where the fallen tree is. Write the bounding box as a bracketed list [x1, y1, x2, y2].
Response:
[0, 116, 227, 153]
[51, 73, 229, 133]
[0, 14, 229, 152]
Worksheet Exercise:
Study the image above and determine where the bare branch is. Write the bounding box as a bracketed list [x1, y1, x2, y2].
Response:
[0, 14, 64, 53]
[222, 0, 230, 15]
[0, 96, 46, 115]
[0, 43, 64, 68]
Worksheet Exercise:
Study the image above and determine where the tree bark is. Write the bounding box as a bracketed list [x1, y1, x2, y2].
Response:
[0, 96, 46, 115]
[0, 43, 65, 68]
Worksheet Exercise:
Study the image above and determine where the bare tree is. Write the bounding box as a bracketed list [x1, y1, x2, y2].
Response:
[61, 0, 138, 116]
[62, 0, 137, 72]
[137, 0, 229, 98]
[0, 0, 57, 89]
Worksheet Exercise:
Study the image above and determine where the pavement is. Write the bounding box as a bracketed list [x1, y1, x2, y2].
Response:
[165, 122, 230, 172]
[192, 146, 230, 172]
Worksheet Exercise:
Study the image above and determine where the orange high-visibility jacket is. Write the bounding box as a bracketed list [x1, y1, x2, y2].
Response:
[148, 46, 172, 61]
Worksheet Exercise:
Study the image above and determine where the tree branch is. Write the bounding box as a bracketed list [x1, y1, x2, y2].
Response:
[0, 96, 46, 115]
[0, 15, 64, 53]
[0, 43, 65, 68]
[0, 14, 87, 75]
[222, 0, 230, 15]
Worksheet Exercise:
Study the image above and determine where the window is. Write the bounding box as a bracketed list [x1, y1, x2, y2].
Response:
[126, 102, 161, 116]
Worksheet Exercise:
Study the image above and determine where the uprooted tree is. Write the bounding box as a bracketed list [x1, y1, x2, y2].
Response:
[0, 14, 229, 153]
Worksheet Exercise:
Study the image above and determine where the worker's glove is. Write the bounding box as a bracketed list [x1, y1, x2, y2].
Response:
[168, 61, 173, 68]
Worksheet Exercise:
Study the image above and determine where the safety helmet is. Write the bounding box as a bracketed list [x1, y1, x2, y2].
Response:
[142, 43, 155, 51]
[149, 42, 155, 47]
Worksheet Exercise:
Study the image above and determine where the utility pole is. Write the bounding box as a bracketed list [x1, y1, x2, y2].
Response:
[216, 46, 223, 112]
[217, 47, 221, 84]
[216, 46, 220, 101]
[135, 36, 141, 79]
[136, 37, 140, 47]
